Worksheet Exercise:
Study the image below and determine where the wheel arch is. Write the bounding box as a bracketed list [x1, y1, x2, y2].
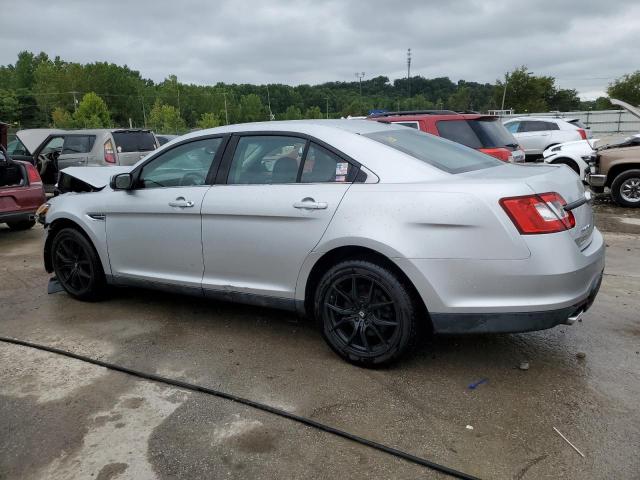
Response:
[549, 156, 581, 175]
[299, 244, 431, 328]
[606, 163, 640, 187]
[44, 216, 105, 274]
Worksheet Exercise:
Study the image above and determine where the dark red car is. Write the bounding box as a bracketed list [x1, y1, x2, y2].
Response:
[0, 144, 46, 231]
[368, 110, 526, 163]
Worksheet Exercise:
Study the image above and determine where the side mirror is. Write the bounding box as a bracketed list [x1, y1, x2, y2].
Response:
[111, 172, 134, 190]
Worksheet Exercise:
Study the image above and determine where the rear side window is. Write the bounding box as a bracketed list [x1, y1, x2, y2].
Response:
[301, 143, 355, 183]
[519, 121, 558, 132]
[435, 120, 482, 148]
[568, 119, 587, 129]
[112, 131, 157, 152]
[364, 128, 502, 174]
[62, 135, 95, 154]
[504, 121, 519, 133]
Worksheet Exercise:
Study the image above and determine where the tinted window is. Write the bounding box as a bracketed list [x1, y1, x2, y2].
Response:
[113, 131, 157, 152]
[41, 137, 64, 155]
[519, 121, 556, 132]
[301, 143, 354, 183]
[228, 136, 306, 184]
[568, 119, 587, 129]
[470, 119, 518, 147]
[364, 128, 501, 174]
[62, 135, 95, 154]
[139, 137, 222, 188]
[436, 120, 482, 148]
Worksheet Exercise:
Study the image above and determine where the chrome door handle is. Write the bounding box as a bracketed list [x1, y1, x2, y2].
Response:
[168, 197, 194, 208]
[293, 198, 328, 210]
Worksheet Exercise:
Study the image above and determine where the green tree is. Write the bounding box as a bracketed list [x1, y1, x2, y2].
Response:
[0, 89, 19, 122]
[148, 100, 186, 133]
[51, 107, 75, 128]
[282, 105, 302, 119]
[608, 72, 640, 105]
[196, 112, 221, 129]
[302, 106, 323, 119]
[448, 87, 471, 111]
[549, 89, 581, 111]
[239, 94, 265, 122]
[495, 66, 555, 113]
[73, 92, 111, 128]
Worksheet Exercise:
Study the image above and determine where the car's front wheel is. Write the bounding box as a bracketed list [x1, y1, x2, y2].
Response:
[51, 227, 106, 301]
[315, 259, 418, 367]
[611, 169, 640, 207]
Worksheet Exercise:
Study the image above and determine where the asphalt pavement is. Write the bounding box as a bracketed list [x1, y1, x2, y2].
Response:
[0, 203, 638, 479]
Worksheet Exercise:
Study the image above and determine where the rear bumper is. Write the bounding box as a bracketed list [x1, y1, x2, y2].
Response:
[430, 269, 603, 334]
[0, 210, 36, 224]
[587, 173, 606, 187]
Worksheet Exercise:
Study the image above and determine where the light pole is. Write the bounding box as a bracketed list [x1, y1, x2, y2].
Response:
[407, 48, 412, 98]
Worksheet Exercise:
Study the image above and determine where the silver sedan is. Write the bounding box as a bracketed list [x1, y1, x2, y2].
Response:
[40, 120, 604, 366]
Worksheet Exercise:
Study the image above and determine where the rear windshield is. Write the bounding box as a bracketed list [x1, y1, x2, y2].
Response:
[364, 128, 502, 174]
[436, 119, 517, 149]
[112, 131, 157, 152]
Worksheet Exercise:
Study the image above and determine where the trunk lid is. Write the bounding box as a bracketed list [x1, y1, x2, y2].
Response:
[464, 164, 594, 248]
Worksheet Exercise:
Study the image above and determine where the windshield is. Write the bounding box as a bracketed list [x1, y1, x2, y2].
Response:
[112, 131, 157, 152]
[6, 138, 29, 156]
[436, 118, 518, 149]
[364, 128, 502, 174]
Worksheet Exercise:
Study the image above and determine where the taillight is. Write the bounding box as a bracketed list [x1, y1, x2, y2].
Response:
[577, 129, 587, 140]
[104, 140, 116, 164]
[500, 192, 575, 234]
[26, 163, 42, 185]
[479, 147, 511, 162]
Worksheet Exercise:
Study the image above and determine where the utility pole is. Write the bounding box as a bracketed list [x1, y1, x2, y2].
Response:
[355, 72, 365, 114]
[141, 96, 147, 127]
[71, 91, 79, 112]
[266, 85, 274, 120]
[223, 92, 229, 124]
[174, 76, 181, 115]
[501, 72, 509, 111]
[407, 48, 412, 98]
[325, 97, 329, 119]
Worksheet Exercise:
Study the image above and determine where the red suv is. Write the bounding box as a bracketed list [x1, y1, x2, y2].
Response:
[368, 110, 525, 163]
[0, 144, 46, 231]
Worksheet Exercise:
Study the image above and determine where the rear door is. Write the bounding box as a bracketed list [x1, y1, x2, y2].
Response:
[56, 134, 95, 170]
[200, 134, 356, 300]
[111, 130, 158, 165]
[516, 121, 550, 154]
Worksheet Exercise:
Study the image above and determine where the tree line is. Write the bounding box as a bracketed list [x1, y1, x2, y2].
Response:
[0, 51, 637, 133]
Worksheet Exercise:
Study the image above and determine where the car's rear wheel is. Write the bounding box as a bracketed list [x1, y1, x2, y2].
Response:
[51, 227, 106, 301]
[7, 219, 36, 231]
[315, 260, 418, 367]
[611, 169, 640, 207]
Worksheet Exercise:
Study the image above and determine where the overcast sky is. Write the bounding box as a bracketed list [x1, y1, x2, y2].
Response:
[1, 0, 639, 99]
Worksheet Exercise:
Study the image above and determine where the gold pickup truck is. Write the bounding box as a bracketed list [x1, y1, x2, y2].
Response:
[588, 99, 640, 207]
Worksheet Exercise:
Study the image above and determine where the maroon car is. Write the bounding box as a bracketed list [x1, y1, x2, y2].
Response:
[0, 144, 46, 231]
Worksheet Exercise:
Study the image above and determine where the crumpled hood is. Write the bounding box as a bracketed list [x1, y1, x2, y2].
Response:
[59, 166, 132, 189]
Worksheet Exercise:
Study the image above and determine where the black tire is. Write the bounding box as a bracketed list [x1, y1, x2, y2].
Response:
[553, 158, 580, 175]
[7, 219, 36, 231]
[610, 169, 640, 208]
[314, 259, 418, 367]
[51, 227, 106, 301]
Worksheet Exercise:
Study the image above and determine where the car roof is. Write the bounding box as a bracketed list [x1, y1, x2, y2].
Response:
[505, 117, 573, 123]
[373, 113, 496, 122]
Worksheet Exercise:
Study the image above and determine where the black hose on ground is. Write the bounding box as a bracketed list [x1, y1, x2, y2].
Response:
[0, 335, 481, 480]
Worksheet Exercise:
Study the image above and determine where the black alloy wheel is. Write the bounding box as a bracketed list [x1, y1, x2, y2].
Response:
[316, 260, 418, 367]
[51, 228, 106, 301]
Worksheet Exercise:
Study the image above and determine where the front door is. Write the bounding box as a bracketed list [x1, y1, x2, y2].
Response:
[104, 137, 225, 289]
[201, 135, 356, 300]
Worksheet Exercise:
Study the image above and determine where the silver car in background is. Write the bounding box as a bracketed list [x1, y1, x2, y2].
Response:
[10, 129, 159, 185]
[39, 120, 604, 366]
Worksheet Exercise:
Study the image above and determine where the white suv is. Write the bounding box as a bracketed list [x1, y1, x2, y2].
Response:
[503, 117, 591, 156]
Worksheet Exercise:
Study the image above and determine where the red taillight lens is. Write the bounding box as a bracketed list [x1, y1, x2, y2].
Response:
[500, 192, 575, 234]
[479, 147, 511, 162]
[26, 163, 42, 185]
[577, 128, 587, 140]
[104, 140, 116, 164]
